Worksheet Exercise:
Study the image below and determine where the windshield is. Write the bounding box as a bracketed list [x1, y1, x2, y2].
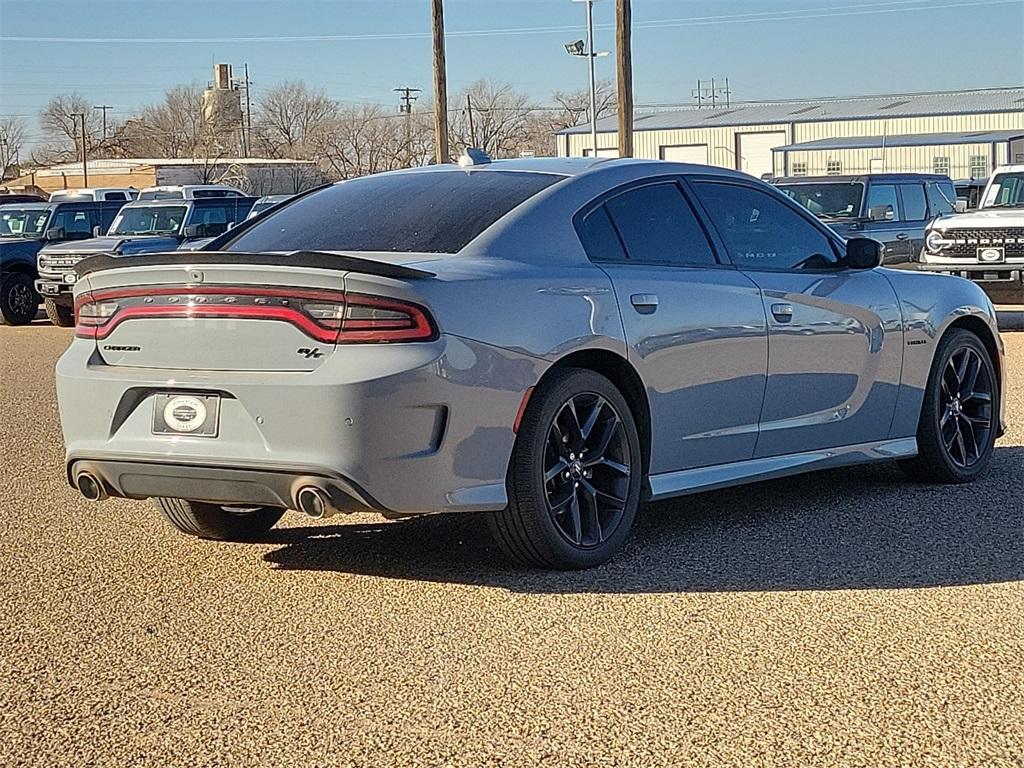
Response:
[984, 172, 1024, 208]
[0, 208, 51, 239]
[110, 206, 187, 235]
[776, 182, 864, 219]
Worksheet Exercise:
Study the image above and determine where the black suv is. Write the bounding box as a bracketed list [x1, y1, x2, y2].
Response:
[0, 200, 126, 325]
[773, 174, 957, 266]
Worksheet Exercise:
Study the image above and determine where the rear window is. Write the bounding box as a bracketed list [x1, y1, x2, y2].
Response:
[223, 170, 562, 254]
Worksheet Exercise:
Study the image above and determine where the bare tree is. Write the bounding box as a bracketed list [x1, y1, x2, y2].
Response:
[122, 84, 208, 158]
[252, 81, 336, 159]
[448, 80, 536, 159]
[0, 116, 28, 179]
[550, 80, 616, 130]
[35, 93, 97, 164]
[313, 104, 418, 179]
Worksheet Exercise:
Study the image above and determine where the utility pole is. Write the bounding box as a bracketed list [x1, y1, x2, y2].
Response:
[71, 113, 88, 186]
[394, 86, 421, 167]
[93, 104, 111, 140]
[431, 0, 449, 164]
[615, 0, 633, 157]
[243, 63, 253, 158]
[584, 0, 598, 157]
[466, 93, 476, 148]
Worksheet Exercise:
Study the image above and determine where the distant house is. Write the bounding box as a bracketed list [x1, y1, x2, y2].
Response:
[3, 157, 323, 198]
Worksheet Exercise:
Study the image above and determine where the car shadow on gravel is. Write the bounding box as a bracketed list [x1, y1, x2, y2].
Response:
[261, 446, 1024, 593]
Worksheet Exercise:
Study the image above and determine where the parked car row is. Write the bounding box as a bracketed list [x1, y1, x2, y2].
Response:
[0, 187, 293, 325]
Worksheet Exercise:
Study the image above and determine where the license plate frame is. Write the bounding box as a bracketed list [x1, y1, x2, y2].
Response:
[152, 393, 221, 437]
[977, 246, 1005, 263]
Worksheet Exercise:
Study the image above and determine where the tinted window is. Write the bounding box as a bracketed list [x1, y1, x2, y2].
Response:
[865, 184, 901, 221]
[602, 182, 717, 266]
[927, 181, 955, 216]
[776, 182, 864, 219]
[189, 204, 234, 237]
[694, 182, 838, 271]
[576, 205, 626, 262]
[899, 184, 927, 221]
[224, 171, 561, 253]
[193, 189, 241, 198]
[51, 209, 92, 236]
[103, 192, 127, 201]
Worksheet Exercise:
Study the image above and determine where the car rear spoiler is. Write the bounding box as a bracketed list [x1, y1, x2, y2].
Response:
[74, 250, 437, 280]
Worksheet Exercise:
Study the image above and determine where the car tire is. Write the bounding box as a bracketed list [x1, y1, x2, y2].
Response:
[489, 368, 643, 569]
[0, 272, 40, 326]
[902, 328, 999, 484]
[44, 298, 75, 327]
[154, 498, 285, 541]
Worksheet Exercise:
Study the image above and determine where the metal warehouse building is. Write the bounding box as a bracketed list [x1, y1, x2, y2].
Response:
[558, 86, 1024, 180]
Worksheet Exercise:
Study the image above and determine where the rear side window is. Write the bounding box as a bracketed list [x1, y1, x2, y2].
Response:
[577, 205, 626, 262]
[602, 182, 717, 266]
[899, 184, 927, 221]
[224, 171, 561, 254]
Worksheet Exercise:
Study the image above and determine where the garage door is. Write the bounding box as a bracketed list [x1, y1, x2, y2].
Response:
[736, 131, 787, 178]
[660, 144, 709, 165]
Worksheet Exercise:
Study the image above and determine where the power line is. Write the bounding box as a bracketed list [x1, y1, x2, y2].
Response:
[0, 0, 1013, 43]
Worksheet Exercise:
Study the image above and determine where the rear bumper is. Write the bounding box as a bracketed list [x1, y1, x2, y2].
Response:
[56, 335, 545, 515]
[67, 457, 386, 514]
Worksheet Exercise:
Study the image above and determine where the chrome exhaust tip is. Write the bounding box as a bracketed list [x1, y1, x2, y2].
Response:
[296, 485, 331, 519]
[76, 472, 107, 502]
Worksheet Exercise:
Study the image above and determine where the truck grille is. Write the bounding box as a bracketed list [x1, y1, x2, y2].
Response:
[938, 228, 1024, 258]
[40, 255, 87, 268]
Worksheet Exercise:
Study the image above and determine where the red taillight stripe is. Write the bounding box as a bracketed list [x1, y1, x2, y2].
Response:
[74, 284, 437, 344]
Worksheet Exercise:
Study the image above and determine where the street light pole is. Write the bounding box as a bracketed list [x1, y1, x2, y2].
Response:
[584, 0, 598, 158]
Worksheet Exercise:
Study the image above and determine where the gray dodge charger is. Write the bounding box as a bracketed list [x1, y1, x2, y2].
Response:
[56, 157, 1007, 569]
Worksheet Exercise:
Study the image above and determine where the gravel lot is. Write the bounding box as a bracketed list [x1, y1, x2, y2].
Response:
[2, 324, 1021, 768]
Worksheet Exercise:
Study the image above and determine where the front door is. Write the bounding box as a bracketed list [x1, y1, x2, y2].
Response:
[863, 182, 914, 265]
[691, 179, 904, 457]
[575, 179, 768, 473]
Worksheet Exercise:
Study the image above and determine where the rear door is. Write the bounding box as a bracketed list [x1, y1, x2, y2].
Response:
[577, 179, 768, 472]
[896, 181, 929, 265]
[690, 178, 903, 457]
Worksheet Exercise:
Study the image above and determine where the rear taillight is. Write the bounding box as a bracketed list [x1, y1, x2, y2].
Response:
[75, 286, 437, 344]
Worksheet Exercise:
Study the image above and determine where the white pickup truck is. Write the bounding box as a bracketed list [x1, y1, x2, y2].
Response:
[920, 165, 1024, 304]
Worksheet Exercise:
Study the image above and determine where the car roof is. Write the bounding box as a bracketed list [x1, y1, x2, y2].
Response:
[775, 173, 951, 183]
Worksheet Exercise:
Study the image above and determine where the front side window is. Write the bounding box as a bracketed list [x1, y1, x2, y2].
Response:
[899, 184, 927, 221]
[601, 182, 717, 267]
[188, 204, 233, 237]
[110, 206, 187, 235]
[224, 171, 562, 254]
[865, 184, 901, 221]
[50, 210, 92, 237]
[693, 182, 838, 271]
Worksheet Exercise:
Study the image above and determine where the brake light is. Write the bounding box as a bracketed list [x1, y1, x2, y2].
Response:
[74, 286, 437, 344]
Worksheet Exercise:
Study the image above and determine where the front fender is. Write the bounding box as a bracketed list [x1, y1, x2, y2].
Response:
[880, 269, 1005, 438]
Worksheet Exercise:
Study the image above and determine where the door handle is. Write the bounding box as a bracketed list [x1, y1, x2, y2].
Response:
[630, 293, 659, 314]
[770, 303, 794, 322]
[895, 233, 909, 240]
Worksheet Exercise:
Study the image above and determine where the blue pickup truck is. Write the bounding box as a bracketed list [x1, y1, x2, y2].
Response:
[35, 195, 256, 325]
[1, 200, 126, 325]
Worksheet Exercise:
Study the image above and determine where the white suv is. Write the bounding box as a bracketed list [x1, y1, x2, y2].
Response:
[920, 165, 1024, 304]
[49, 188, 138, 202]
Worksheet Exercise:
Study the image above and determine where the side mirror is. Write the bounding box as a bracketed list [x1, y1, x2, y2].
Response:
[867, 205, 894, 222]
[182, 224, 201, 238]
[845, 237, 883, 269]
[92, 225, 102, 237]
[45, 227, 65, 241]
[954, 199, 968, 213]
